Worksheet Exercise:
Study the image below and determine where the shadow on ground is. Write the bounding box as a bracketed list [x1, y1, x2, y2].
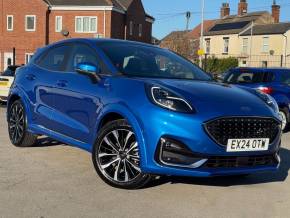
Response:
[33, 137, 64, 147]
[147, 147, 290, 188]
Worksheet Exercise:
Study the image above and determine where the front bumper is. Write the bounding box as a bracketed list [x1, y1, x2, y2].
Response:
[138, 107, 281, 177]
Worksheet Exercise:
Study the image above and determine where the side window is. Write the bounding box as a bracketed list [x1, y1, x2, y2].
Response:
[226, 72, 264, 84]
[280, 72, 290, 85]
[67, 44, 100, 72]
[37, 45, 71, 71]
[264, 72, 275, 83]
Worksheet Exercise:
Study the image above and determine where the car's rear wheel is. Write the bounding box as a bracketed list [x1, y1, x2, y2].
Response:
[8, 100, 37, 147]
[92, 119, 151, 189]
[278, 108, 288, 131]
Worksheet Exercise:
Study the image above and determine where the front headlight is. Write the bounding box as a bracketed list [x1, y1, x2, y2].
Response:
[255, 90, 279, 113]
[146, 85, 194, 113]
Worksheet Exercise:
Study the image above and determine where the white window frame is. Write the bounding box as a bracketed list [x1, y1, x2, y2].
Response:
[262, 36, 269, 53]
[7, 15, 13, 31]
[75, 16, 98, 33]
[25, 15, 36, 32]
[55, 16, 62, 32]
[242, 38, 248, 54]
[205, 39, 211, 54]
[223, 37, 229, 54]
[138, 24, 142, 37]
[129, 21, 133, 36]
[25, 53, 34, 64]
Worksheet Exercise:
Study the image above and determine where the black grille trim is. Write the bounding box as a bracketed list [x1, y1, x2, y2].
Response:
[204, 117, 281, 146]
[203, 154, 278, 168]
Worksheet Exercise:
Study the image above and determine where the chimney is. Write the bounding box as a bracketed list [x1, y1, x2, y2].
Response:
[238, 0, 248, 16]
[220, 3, 230, 18]
[272, 0, 280, 23]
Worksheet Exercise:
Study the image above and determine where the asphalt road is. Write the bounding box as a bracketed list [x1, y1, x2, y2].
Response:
[0, 105, 290, 218]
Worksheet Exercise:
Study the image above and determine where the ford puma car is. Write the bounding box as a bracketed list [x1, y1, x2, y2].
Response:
[7, 39, 282, 189]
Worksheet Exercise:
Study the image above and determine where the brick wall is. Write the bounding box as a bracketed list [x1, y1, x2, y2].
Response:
[48, 10, 112, 43]
[126, 0, 151, 43]
[0, 0, 48, 70]
[0, 0, 153, 71]
[110, 11, 125, 39]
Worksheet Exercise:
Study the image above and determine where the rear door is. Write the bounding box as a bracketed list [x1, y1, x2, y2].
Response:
[30, 44, 72, 130]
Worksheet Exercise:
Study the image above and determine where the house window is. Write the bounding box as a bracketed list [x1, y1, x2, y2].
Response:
[7, 15, 13, 31]
[129, 21, 133, 36]
[242, 38, 248, 54]
[223, 37, 229, 54]
[25, 15, 36, 31]
[205, 39, 211, 54]
[138, 24, 142, 37]
[262, 37, 269, 53]
[55, 16, 62, 32]
[25, 53, 34, 64]
[262, 61, 268, 68]
[75, 16, 97, 33]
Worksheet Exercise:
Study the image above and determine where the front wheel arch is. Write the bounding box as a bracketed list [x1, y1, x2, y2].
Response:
[93, 106, 148, 168]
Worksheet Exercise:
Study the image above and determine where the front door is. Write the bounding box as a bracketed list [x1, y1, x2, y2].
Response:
[4, 53, 13, 71]
[49, 43, 107, 145]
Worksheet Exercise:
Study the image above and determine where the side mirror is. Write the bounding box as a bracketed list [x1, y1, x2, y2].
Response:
[75, 62, 101, 83]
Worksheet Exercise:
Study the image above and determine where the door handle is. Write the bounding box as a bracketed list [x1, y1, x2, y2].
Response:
[56, 80, 68, 87]
[25, 74, 36, 81]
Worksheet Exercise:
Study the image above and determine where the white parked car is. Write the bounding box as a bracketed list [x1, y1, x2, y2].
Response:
[0, 66, 19, 102]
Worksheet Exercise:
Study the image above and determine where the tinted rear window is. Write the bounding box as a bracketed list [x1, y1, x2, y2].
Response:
[36, 45, 71, 71]
[280, 71, 290, 85]
[225, 70, 265, 84]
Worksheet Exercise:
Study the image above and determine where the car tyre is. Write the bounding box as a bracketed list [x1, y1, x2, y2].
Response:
[8, 100, 37, 147]
[92, 119, 151, 189]
[278, 108, 289, 132]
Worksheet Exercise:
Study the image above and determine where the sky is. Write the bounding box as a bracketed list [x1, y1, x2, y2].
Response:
[142, 0, 290, 40]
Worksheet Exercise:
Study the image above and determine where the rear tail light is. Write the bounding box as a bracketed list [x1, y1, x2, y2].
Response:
[257, 87, 273, 95]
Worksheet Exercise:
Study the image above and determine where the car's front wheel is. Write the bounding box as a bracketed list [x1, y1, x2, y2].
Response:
[278, 108, 289, 131]
[8, 100, 37, 147]
[92, 119, 151, 189]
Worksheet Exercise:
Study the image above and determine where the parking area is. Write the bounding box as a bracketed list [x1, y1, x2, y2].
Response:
[0, 105, 290, 218]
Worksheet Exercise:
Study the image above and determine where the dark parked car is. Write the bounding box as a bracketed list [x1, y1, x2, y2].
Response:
[223, 67, 290, 130]
[1, 65, 20, 77]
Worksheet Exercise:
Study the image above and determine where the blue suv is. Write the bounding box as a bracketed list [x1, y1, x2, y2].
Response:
[7, 39, 282, 189]
[224, 67, 290, 131]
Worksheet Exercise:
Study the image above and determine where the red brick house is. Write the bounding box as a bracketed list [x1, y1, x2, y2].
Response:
[0, 0, 154, 71]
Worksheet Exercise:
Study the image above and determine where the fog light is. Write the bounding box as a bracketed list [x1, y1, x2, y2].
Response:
[157, 138, 207, 168]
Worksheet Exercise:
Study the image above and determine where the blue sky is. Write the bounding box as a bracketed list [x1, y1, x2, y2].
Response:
[142, 0, 290, 40]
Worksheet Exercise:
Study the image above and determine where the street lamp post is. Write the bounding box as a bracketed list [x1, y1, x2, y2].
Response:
[199, 0, 205, 68]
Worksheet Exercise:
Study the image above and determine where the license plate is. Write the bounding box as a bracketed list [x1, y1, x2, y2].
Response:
[0, 81, 8, 86]
[227, 138, 269, 152]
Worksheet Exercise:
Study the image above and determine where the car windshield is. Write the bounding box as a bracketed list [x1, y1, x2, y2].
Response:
[99, 43, 212, 81]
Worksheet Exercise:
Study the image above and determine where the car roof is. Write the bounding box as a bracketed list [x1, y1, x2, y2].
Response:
[46, 38, 159, 50]
[230, 67, 290, 72]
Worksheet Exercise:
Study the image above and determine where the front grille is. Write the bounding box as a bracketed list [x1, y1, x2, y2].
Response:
[204, 117, 280, 146]
[203, 154, 278, 168]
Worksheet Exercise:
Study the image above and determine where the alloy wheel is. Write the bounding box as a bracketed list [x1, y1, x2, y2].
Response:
[9, 102, 25, 144]
[279, 111, 287, 131]
[97, 129, 141, 183]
